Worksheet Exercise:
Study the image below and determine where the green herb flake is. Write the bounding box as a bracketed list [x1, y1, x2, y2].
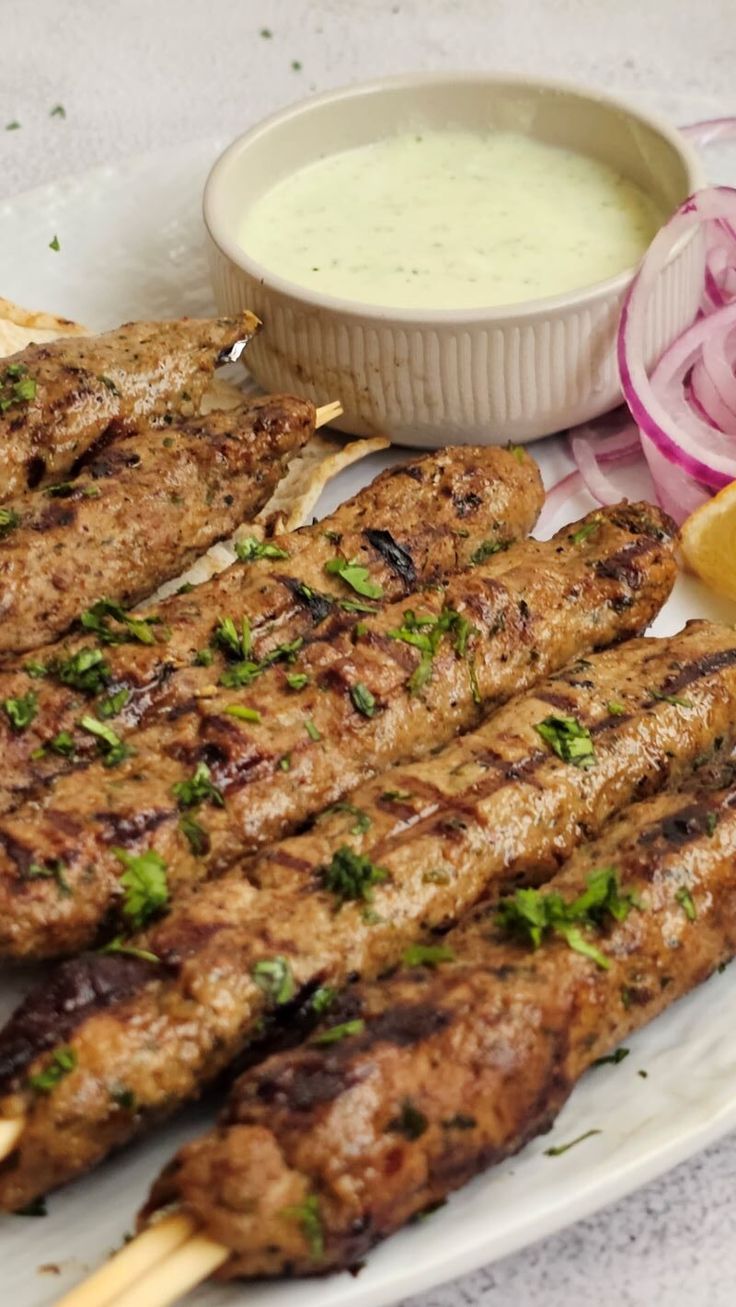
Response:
[26, 859, 71, 896]
[235, 536, 289, 563]
[50, 103, 66, 118]
[281, 1195, 324, 1260]
[78, 714, 129, 766]
[305, 718, 321, 741]
[110, 1085, 137, 1110]
[172, 760, 224, 810]
[591, 1047, 630, 1068]
[569, 520, 600, 545]
[5, 121, 21, 131]
[706, 812, 719, 837]
[322, 801, 372, 835]
[402, 943, 455, 968]
[48, 731, 75, 758]
[0, 363, 37, 414]
[286, 671, 309, 691]
[24, 659, 47, 679]
[81, 598, 159, 647]
[324, 555, 384, 599]
[388, 606, 477, 696]
[49, 234, 61, 252]
[291, 59, 302, 70]
[260, 26, 273, 36]
[0, 507, 20, 537]
[278, 754, 292, 772]
[469, 538, 508, 567]
[534, 715, 595, 768]
[339, 598, 378, 615]
[651, 690, 694, 708]
[51, 646, 110, 695]
[97, 687, 130, 719]
[308, 984, 336, 1015]
[545, 1128, 601, 1156]
[3, 691, 37, 731]
[321, 845, 388, 903]
[252, 956, 296, 1005]
[496, 866, 640, 970]
[382, 788, 413, 802]
[607, 700, 626, 716]
[28, 1046, 77, 1094]
[312, 1018, 365, 1046]
[99, 936, 159, 964]
[113, 847, 169, 928]
[214, 614, 252, 661]
[386, 1099, 428, 1140]
[675, 886, 697, 921]
[194, 647, 214, 667]
[223, 704, 261, 722]
[350, 682, 376, 717]
[179, 813, 209, 856]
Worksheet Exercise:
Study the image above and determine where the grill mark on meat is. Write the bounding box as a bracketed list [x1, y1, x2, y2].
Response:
[94, 806, 172, 847]
[280, 578, 333, 626]
[453, 491, 483, 517]
[0, 953, 156, 1091]
[594, 539, 653, 589]
[659, 648, 736, 694]
[363, 529, 417, 591]
[637, 799, 720, 849]
[253, 1056, 361, 1111]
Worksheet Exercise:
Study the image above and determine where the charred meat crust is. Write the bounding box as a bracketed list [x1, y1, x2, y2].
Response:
[0, 444, 543, 814]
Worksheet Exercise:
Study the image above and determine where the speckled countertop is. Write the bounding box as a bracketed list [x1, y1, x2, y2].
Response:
[2, 1, 736, 1303]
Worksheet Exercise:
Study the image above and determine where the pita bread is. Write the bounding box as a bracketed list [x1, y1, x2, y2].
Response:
[0, 296, 88, 357]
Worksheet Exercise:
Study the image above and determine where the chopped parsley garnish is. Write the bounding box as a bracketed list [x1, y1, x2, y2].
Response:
[26, 859, 71, 896]
[223, 704, 261, 722]
[291, 59, 302, 70]
[51, 646, 110, 694]
[97, 373, 120, 394]
[324, 555, 384, 599]
[78, 714, 129, 765]
[235, 536, 289, 563]
[179, 813, 209, 856]
[534, 715, 595, 768]
[591, 1047, 630, 1068]
[252, 956, 296, 1005]
[48, 730, 75, 757]
[350, 682, 376, 717]
[569, 520, 600, 545]
[113, 847, 169, 927]
[321, 845, 388, 903]
[322, 802, 372, 835]
[218, 628, 304, 688]
[171, 761, 224, 810]
[194, 648, 213, 667]
[3, 691, 37, 731]
[49, 234, 61, 251]
[607, 700, 626, 716]
[402, 943, 455, 968]
[286, 671, 309, 691]
[496, 867, 640, 970]
[469, 538, 508, 566]
[651, 690, 694, 708]
[388, 606, 477, 695]
[81, 598, 159, 646]
[214, 615, 252, 660]
[4, 121, 21, 132]
[0, 363, 37, 412]
[382, 788, 413, 802]
[278, 754, 292, 772]
[312, 1018, 365, 1045]
[338, 598, 378, 615]
[0, 507, 20, 537]
[97, 687, 130, 719]
[281, 1195, 324, 1260]
[110, 1086, 137, 1110]
[24, 659, 47, 678]
[50, 103, 66, 118]
[305, 718, 321, 741]
[99, 936, 159, 964]
[28, 1046, 77, 1093]
[706, 812, 719, 837]
[545, 1128, 601, 1156]
[308, 984, 336, 1015]
[386, 1099, 428, 1140]
[260, 25, 273, 36]
[675, 886, 697, 921]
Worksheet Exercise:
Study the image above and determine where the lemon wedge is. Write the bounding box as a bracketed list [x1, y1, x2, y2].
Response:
[680, 480, 736, 601]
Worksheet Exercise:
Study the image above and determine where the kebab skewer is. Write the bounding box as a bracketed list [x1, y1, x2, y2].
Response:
[0, 443, 543, 811]
[69, 767, 736, 1304]
[0, 502, 677, 959]
[2, 621, 734, 1207]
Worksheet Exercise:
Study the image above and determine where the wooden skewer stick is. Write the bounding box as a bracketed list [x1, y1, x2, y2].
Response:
[315, 399, 343, 428]
[0, 1117, 22, 1161]
[95, 1229, 227, 1307]
[54, 1214, 197, 1307]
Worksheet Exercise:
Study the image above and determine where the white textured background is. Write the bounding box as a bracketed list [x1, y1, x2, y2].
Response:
[2, 1, 736, 1305]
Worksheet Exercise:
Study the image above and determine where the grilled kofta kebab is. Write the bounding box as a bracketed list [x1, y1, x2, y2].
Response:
[0, 395, 315, 654]
[3, 621, 735, 1206]
[0, 312, 259, 497]
[0, 503, 677, 960]
[0, 445, 544, 812]
[135, 771, 736, 1287]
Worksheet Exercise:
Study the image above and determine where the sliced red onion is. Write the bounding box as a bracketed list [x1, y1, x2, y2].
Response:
[618, 187, 736, 491]
[680, 118, 736, 148]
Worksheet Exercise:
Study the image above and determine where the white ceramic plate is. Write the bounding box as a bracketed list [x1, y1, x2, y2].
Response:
[1, 140, 736, 1307]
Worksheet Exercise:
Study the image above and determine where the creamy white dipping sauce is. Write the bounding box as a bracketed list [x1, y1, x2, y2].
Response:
[239, 129, 664, 310]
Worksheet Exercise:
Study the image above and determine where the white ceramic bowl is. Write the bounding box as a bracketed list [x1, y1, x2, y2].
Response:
[204, 73, 705, 447]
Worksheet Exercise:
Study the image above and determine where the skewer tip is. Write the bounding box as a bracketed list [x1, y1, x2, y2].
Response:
[315, 399, 343, 428]
[0, 1116, 23, 1161]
